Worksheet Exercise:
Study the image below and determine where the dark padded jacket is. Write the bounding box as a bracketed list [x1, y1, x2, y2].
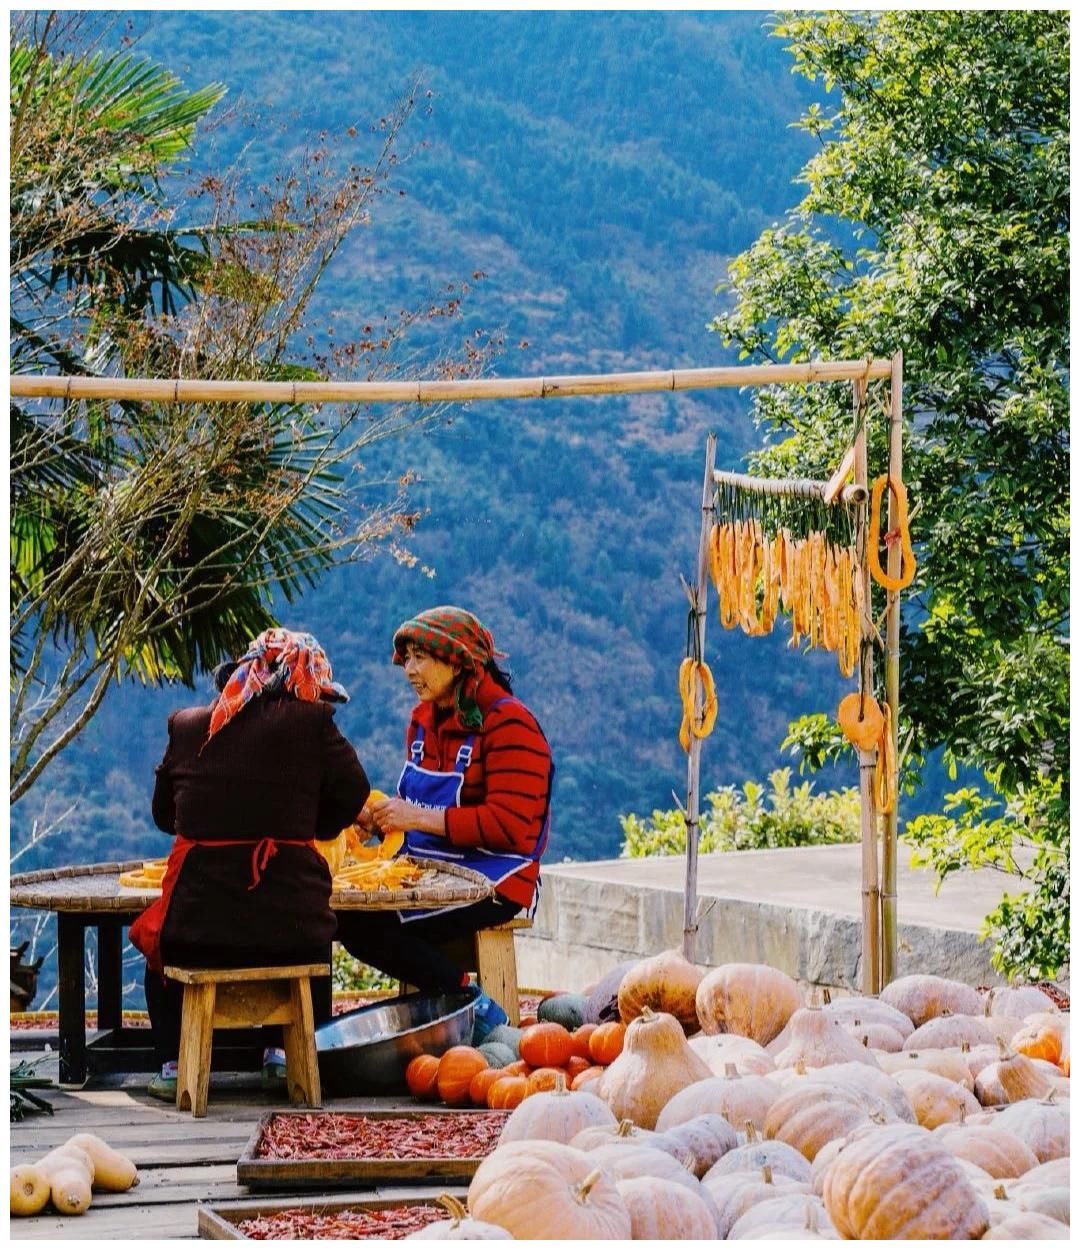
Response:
[150, 697, 370, 966]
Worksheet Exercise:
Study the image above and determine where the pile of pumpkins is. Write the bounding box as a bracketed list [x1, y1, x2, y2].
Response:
[406, 992, 627, 1110]
[402, 954, 1070, 1240]
[11, 1132, 139, 1217]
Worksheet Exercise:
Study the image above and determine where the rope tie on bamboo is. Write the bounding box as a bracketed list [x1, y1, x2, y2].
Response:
[173, 380, 180, 404]
[64, 377, 73, 405]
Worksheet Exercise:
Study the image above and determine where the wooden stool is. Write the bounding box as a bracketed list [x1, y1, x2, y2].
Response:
[164, 962, 328, 1117]
[401, 918, 532, 1025]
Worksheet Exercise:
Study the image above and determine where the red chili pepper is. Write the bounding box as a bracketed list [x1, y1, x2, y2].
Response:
[237, 1203, 445, 1239]
[255, 1111, 508, 1163]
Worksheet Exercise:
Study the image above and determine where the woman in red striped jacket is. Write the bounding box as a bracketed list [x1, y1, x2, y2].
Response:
[335, 606, 554, 1007]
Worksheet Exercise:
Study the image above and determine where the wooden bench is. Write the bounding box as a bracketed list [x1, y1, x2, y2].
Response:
[401, 917, 532, 1025]
[165, 962, 328, 1117]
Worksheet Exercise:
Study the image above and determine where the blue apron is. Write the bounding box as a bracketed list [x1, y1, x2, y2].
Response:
[395, 698, 548, 922]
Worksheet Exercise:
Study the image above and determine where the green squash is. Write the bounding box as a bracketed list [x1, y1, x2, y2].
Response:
[483, 1024, 524, 1055]
[537, 992, 588, 1031]
[477, 1041, 518, 1070]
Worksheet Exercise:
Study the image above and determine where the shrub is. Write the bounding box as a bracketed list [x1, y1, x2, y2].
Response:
[619, 768, 861, 857]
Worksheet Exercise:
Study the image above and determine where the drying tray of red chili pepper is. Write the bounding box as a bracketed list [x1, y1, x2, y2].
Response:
[198, 1193, 463, 1240]
[236, 1109, 509, 1189]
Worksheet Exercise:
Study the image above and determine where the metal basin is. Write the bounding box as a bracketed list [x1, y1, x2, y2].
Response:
[316, 986, 479, 1095]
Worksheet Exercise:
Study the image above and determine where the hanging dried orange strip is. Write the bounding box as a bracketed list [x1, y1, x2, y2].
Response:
[868, 474, 916, 591]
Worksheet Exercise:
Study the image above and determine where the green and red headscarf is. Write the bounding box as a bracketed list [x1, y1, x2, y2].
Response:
[207, 628, 348, 741]
[392, 606, 507, 728]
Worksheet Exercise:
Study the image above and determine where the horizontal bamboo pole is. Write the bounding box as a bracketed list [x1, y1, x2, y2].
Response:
[10, 358, 894, 406]
[713, 469, 868, 505]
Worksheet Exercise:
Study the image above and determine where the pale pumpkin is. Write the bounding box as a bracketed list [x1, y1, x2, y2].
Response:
[585, 1142, 698, 1191]
[1016, 1157, 1071, 1188]
[568, 1118, 656, 1153]
[654, 1068, 779, 1135]
[497, 1071, 616, 1146]
[727, 1193, 835, 1240]
[879, 973, 982, 1027]
[993, 1040, 1057, 1104]
[704, 1122, 812, 1184]
[821, 1121, 989, 1239]
[903, 1012, 1001, 1052]
[893, 1068, 981, 1128]
[932, 1119, 1039, 1179]
[995, 1095, 1070, 1163]
[594, 1006, 711, 1130]
[840, 1020, 905, 1052]
[405, 1195, 512, 1240]
[616, 948, 703, 1036]
[821, 995, 915, 1042]
[984, 985, 1060, 1019]
[615, 1175, 718, 1239]
[982, 1211, 1069, 1239]
[876, 1047, 975, 1091]
[695, 962, 802, 1045]
[688, 1031, 775, 1075]
[771, 1006, 880, 1070]
[800, 1061, 916, 1124]
[1011, 1185, 1070, 1226]
[702, 1164, 810, 1238]
[656, 1112, 738, 1176]
[466, 1140, 631, 1240]
[764, 1084, 895, 1162]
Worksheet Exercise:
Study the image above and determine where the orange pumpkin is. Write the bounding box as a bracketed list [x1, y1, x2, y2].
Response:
[405, 1054, 440, 1101]
[588, 1021, 627, 1066]
[571, 1065, 605, 1090]
[571, 1023, 599, 1060]
[487, 1074, 529, 1110]
[519, 1014, 539, 1028]
[436, 1046, 489, 1106]
[469, 1067, 502, 1107]
[520, 1023, 574, 1069]
[565, 1055, 591, 1081]
[503, 1059, 531, 1077]
[527, 1067, 565, 1096]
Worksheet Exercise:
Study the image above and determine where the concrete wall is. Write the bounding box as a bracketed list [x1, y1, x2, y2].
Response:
[515, 863, 1006, 993]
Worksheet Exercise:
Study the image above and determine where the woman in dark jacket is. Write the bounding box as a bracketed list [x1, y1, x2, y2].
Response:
[131, 628, 369, 1100]
[335, 606, 553, 1026]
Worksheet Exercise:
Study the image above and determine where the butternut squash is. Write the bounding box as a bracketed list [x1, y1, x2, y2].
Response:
[38, 1144, 95, 1186]
[67, 1133, 140, 1192]
[48, 1167, 93, 1216]
[10, 1164, 51, 1216]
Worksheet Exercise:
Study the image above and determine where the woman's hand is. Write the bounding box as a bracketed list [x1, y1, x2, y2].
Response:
[370, 796, 446, 837]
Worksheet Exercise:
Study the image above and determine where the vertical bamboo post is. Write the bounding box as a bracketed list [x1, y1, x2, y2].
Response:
[852, 378, 882, 995]
[683, 432, 717, 962]
[881, 351, 904, 986]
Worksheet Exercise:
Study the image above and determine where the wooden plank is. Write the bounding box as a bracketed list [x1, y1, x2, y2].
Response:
[165, 965, 329, 985]
[12, 1204, 201, 1240]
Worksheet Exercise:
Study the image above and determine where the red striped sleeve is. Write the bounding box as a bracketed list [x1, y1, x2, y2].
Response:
[444, 705, 552, 855]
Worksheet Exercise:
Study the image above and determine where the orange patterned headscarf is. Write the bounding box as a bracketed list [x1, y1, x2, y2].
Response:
[207, 628, 348, 741]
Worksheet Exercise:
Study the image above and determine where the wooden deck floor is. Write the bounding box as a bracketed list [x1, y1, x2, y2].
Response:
[10, 1048, 460, 1241]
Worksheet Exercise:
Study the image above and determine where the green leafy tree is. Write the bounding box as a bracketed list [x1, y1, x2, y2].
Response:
[10, 14, 494, 802]
[708, 11, 1068, 978]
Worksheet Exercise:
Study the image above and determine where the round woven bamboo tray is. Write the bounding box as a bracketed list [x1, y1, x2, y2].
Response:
[11, 857, 493, 913]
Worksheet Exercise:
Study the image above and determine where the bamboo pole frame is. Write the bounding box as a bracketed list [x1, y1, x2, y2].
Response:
[712, 469, 868, 506]
[881, 351, 904, 986]
[10, 358, 894, 405]
[682, 434, 717, 962]
[14, 352, 905, 986]
[852, 377, 882, 995]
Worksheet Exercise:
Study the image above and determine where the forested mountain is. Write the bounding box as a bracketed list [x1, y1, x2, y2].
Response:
[14, 10, 937, 883]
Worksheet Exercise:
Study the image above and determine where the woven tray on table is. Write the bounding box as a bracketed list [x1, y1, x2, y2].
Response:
[10, 857, 494, 913]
